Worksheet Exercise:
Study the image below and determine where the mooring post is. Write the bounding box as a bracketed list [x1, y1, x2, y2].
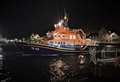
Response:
[89, 47, 97, 64]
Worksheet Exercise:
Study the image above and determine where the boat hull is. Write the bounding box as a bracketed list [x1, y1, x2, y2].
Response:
[15, 42, 88, 54]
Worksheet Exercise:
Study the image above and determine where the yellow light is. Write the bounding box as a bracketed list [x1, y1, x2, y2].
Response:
[64, 16, 67, 20]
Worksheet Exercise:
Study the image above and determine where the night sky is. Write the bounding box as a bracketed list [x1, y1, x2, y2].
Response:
[0, 0, 120, 38]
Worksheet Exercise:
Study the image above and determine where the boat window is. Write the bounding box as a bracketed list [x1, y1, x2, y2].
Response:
[58, 35, 60, 37]
[73, 35, 76, 39]
[60, 42, 62, 44]
[54, 35, 57, 37]
[62, 34, 65, 37]
[58, 42, 60, 44]
[55, 42, 57, 44]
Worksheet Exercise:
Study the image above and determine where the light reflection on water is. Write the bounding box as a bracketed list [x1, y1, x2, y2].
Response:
[0, 54, 3, 70]
[0, 52, 11, 82]
[0, 47, 120, 82]
[1, 52, 90, 82]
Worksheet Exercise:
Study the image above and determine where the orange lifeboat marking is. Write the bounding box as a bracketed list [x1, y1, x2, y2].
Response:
[47, 24, 86, 46]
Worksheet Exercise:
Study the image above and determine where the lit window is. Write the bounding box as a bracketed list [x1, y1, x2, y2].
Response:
[73, 35, 76, 39]
[70, 35, 72, 39]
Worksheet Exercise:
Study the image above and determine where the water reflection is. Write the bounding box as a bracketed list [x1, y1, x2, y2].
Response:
[48, 54, 88, 82]
[0, 54, 3, 70]
[1, 46, 120, 82]
[49, 59, 69, 81]
[78, 55, 86, 64]
[0, 52, 11, 82]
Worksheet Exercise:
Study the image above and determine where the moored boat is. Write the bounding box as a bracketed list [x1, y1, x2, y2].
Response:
[4, 13, 88, 54]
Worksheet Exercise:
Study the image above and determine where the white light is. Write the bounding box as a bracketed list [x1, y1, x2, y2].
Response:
[0, 54, 3, 57]
[81, 45, 83, 48]
[58, 22, 62, 26]
[54, 24, 57, 27]
[106, 45, 113, 47]
[58, 20, 64, 26]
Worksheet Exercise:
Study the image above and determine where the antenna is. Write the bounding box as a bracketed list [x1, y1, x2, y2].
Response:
[63, 8, 68, 27]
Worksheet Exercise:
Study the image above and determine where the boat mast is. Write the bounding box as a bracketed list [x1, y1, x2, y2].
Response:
[63, 9, 68, 27]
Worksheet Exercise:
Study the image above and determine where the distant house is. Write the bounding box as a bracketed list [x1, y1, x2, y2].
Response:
[109, 32, 119, 41]
[104, 32, 119, 42]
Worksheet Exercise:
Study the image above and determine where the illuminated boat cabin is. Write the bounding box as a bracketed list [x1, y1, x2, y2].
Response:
[46, 15, 86, 49]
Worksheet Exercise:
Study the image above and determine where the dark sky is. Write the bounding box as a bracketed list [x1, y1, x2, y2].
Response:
[0, 0, 120, 38]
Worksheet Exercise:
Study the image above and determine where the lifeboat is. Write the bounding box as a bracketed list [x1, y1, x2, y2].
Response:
[14, 14, 87, 54]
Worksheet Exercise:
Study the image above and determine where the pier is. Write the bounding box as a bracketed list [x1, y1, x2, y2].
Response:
[88, 42, 120, 64]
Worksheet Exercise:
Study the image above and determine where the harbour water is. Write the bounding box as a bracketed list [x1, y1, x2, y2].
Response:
[0, 46, 120, 82]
